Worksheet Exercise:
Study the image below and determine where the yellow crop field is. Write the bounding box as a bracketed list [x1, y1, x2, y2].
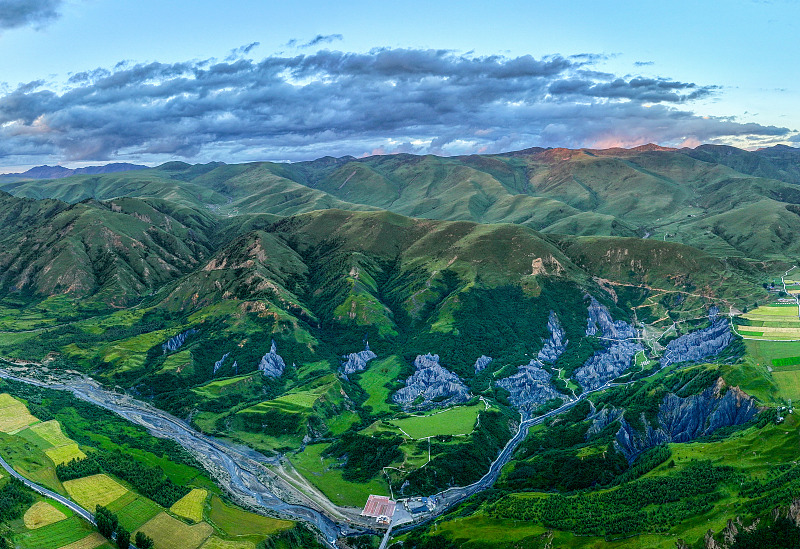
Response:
[136, 512, 213, 549]
[23, 501, 67, 529]
[0, 393, 38, 433]
[30, 420, 73, 447]
[63, 474, 129, 510]
[170, 488, 207, 523]
[45, 443, 87, 466]
[57, 532, 107, 549]
[200, 537, 256, 549]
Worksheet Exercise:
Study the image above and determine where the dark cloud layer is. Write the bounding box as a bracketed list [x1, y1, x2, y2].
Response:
[0, 47, 791, 165]
[0, 0, 62, 31]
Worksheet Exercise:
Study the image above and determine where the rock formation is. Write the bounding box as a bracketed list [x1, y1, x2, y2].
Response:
[497, 360, 562, 416]
[393, 354, 471, 410]
[575, 298, 641, 390]
[661, 308, 733, 368]
[162, 328, 198, 353]
[474, 355, 493, 373]
[213, 352, 230, 375]
[340, 341, 377, 375]
[611, 378, 759, 462]
[495, 311, 567, 416]
[258, 340, 286, 378]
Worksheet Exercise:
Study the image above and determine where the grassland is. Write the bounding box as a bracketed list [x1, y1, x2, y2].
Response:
[288, 443, 389, 507]
[63, 474, 129, 510]
[388, 404, 483, 439]
[23, 500, 68, 529]
[207, 496, 292, 537]
[135, 512, 213, 549]
[170, 488, 208, 523]
[355, 356, 403, 414]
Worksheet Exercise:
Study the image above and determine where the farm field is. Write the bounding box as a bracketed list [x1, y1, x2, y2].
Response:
[63, 474, 129, 510]
[107, 492, 162, 531]
[738, 304, 800, 340]
[57, 533, 109, 549]
[135, 512, 213, 549]
[200, 537, 255, 549]
[16, 515, 100, 549]
[170, 488, 208, 523]
[0, 393, 38, 433]
[23, 500, 68, 529]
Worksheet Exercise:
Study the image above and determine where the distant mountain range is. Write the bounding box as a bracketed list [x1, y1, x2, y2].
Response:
[0, 162, 149, 182]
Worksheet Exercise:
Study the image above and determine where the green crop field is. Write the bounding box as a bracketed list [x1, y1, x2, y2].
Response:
[200, 537, 255, 549]
[288, 443, 389, 508]
[108, 494, 163, 532]
[170, 488, 208, 523]
[388, 403, 484, 439]
[16, 516, 98, 549]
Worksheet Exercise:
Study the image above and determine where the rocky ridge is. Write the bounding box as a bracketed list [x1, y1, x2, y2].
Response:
[340, 342, 377, 376]
[258, 340, 286, 378]
[474, 355, 493, 373]
[496, 311, 567, 416]
[162, 328, 198, 353]
[393, 354, 471, 411]
[608, 378, 759, 462]
[660, 307, 733, 368]
[575, 298, 642, 390]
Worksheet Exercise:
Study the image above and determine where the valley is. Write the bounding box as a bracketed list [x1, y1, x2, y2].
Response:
[1, 145, 800, 549]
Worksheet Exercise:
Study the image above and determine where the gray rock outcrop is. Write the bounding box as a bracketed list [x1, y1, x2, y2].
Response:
[538, 311, 568, 364]
[340, 342, 377, 375]
[393, 354, 471, 410]
[162, 328, 198, 353]
[613, 379, 759, 462]
[575, 298, 641, 390]
[585, 403, 623, 438]
[474, 355, 493, 373]
[585, 296, 637, 339]
[258, 340, 286, 378]
[497, 360, 562, 416]
[213, 352, 230, 375]
[575, 340, 643, 391]
[660, 309, 733, 368]
[495, 311, 567, 416]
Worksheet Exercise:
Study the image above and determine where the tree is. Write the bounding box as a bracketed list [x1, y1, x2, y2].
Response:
[95, 505, 119, 540]
[116, 526, 130, 549]
[135, 532, 154, 549]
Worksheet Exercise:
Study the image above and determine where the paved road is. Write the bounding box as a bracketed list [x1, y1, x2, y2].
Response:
[0, 454, 96, 525]
[0, 366, 347, 547]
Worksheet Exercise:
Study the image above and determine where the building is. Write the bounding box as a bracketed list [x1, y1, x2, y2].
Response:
[361, 495, 396, 525]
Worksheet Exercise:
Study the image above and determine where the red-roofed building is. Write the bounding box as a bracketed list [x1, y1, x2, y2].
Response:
[361, 495, 396, 524]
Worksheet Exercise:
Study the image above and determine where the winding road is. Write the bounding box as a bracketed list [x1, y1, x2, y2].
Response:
[0, 354, 669, 547]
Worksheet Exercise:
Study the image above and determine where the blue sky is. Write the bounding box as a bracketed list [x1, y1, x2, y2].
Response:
[0, 0, 797, 170]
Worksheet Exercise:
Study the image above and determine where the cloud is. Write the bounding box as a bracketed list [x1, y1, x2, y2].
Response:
[0, 0, 62, 31]
[285, 33, 343, 49]
[0, 47, 791, 165]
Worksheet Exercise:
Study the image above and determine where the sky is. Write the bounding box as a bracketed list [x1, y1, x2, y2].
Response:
[0, 0, 798, 171]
